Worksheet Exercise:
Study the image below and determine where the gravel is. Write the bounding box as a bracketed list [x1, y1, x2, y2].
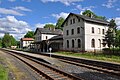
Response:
[51, 58, 120, 80]
[1, 50, 120, 80]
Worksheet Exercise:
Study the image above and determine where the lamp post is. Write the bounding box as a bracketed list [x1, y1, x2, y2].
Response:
[46, 40, 49, 52]
[113, 37, 116, 54]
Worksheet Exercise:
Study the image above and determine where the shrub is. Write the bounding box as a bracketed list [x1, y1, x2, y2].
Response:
[103, 48, 120, 55]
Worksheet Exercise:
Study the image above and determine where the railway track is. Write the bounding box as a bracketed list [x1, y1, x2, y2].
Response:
[2, 49, 83, 80]
[30, 52, 120, 76]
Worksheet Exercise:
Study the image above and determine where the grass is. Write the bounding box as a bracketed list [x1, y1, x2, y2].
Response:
[55, 52, 120, 63]
[0, 50, 26, 80]
[0, 65, 8, 80]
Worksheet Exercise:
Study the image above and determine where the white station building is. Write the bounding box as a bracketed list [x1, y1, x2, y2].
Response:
[62, 13, 109, 52]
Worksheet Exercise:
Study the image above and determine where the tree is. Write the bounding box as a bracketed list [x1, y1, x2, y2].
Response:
[44, 24, 55, 29]
[2, 33, 17, 48]
[105, 29, 114, 48]
[95, 16, 106, 20]
[105, 19, 117, 48]
[109, 19, 117, 30]
[115, 30, 120, 48]
[82, 10, 96, 18]
[56, 17, 65, 30]
[82, 10, 106, 20]
[16, 41, 20, 48]
[0, 38, 1, 47]
[10, 35, 17, 46]
[24, 31, 34, 38]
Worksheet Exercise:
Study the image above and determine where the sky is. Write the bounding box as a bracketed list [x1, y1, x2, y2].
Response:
[0, 0, 120, 40]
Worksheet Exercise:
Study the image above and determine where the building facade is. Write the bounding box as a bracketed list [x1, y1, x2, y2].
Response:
[32, 28, 63, 52]
[62, 13, 109, 52]
[20, 38, 34, 49]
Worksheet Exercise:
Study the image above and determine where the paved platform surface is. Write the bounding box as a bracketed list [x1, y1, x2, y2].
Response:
[6, 49, 61, 65]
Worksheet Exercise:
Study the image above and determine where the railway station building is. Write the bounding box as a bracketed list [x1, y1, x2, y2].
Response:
[62, 13, 109, 52]
[30, 27, 63, 52]
[30, 13, 109, 52]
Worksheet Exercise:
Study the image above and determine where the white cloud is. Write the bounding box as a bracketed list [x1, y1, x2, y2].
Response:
[0, 8, 24, 16]
[115, 17, 120, 28]
[116, 8, 120, 11]
[8, 0, 16, 2]
[35, 23, 56, 28]
[102, 0, 117, 8]
[52, 12, 69, 19]
[41, 0, 83, 6]
[76, 5, 94, 11]
[12, 6, 32, 12]
[0, 16, 32, 40]
[35, 23, 45, 28]
[22, 0, 31, 2]
[76, 5, 94, 14]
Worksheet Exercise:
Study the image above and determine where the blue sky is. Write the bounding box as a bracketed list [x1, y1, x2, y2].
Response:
[0, 0, 120, 40]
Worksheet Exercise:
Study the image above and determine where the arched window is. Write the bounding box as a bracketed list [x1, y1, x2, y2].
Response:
[91, 39, 95, 48]
[92, 27, 94, 33]
[77, 27, 80, 34]
[78, 39, 81, 48]
[98, 39, 101, 48]
[71, 29, 74, 35]
[67, 40, 69, 48]
[72, 39, 74, 48]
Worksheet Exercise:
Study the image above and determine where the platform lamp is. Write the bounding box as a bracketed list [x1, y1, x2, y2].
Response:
[46, 40, 49, 52]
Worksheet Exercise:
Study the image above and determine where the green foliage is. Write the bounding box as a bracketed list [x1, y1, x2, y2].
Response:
[103, 48, 120, 55]
[82, 10, 106, 20]
[0, 38, 2, 48]
[105, 19, 117, 48]
[16, 41, 20, 48]
[24, 31, 34, 38]
[0, 65, 8, 80]
[115, 30, 120, 47]
[2, 33, 17, 48]
[109, 19, 117, 29]
[95, 16, 106, 20]
[44, 24, 55, 29]
[82, 10, 96, 17]
[105, 28, 114, 48]
[56, 17, 65, 30]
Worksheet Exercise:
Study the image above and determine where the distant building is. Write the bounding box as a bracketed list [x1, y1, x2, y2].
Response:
[62, 13, 109, 52]
[32, 27, 63, 52]
[20, 38, 34, 49]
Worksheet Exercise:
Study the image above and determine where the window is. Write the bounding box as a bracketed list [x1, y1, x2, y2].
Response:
[66, 21, 68, 26]
[46, 36, 48, 40]
[26, 41, 27, 44]
[72, 39, 74, 48]
[66, 30, 69, 35]
[91, 39, 95, 48]
[77, 27, 80, 34]
[70, 19, 72, 24]
[98, 28, 100, 34]
[71, 29, 74, 35]
[102, 29, 105, 34]
[98, 39, 101, 48]
[78, 39, 81, 48]
[78, 18, 80, 22]
[67, 40, 69, 48]
[73, 18, 75, 24]
[92, 27, 94, 33]
[102, 39, 106, 47]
